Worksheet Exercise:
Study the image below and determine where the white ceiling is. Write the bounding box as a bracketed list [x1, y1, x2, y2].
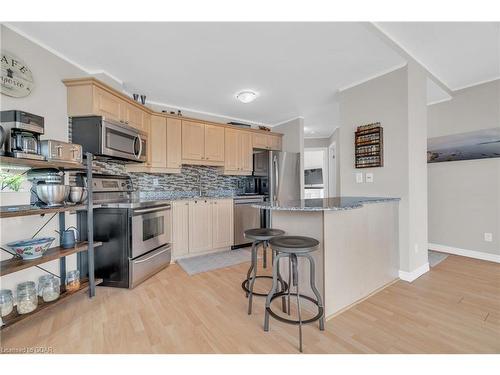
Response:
[7, 22, 405, 138]
[377, 22, 500, 91]
[6, 22, 499, 138]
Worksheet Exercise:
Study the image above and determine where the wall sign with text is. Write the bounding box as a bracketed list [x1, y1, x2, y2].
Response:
[1, 51, 34, 98]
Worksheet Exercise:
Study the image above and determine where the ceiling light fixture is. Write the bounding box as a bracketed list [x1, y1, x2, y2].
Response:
[236, 90, 258, 104]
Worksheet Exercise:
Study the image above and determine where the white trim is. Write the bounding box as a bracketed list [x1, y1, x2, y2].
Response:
[338, 63, 407, 92]
[398, 262, 430, 282]
[271, 116, 304, 127]
[429, 243, 500, 263]
[451, 76, 500, 92]
[427, 96, 453, 106]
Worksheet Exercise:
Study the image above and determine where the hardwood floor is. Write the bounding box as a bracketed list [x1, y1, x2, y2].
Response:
[1, 254, 499, 353]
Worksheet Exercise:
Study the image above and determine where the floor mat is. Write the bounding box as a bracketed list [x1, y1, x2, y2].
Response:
[177, 248, 252, 275]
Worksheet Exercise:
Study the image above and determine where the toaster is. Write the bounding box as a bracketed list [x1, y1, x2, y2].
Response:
[40, 140, 83, 164]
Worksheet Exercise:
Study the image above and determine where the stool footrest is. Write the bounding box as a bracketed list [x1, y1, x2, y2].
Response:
[266, 292, 324, 325]
[242, 276, 289, 297]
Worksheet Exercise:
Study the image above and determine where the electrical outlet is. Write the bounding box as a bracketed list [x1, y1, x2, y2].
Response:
[356, 172, 363, 183]
[484, 233, 493, 242]
[153, 178, 159, 186]
[366, 173, 374, 183]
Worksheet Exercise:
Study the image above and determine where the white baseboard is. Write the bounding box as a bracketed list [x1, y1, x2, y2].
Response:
[428, 243, 500, 263]
[399, 262, 430, 282]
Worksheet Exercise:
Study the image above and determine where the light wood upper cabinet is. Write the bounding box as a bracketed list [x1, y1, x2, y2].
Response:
[240, 131, 253, 172]
[224, 129, 252, 175]
[211, 199, 234, 249]
[150, 115, 167, 168]
[188, 199, 213, 254]
[204, 124, 225, 162]
[166, 118, 182, 169]
[182, 120, 205, 162]
[94, 87, 124, 123]
[124, 104, 146, 131]
[252, 132, 282, 151]
[268, 134, 282, 151]
[172, 200, 190, 258]
[252, 132, 268, 150]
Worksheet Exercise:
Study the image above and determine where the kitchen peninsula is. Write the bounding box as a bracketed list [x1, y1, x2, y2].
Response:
[254, 197, 400, 318]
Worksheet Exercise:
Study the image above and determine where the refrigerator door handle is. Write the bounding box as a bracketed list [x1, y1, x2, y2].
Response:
[273, 154, 279, 202]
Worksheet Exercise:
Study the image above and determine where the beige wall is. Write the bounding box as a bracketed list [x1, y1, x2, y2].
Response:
[304, 138, 329, 148]
[338, 64, 429, 273]
[0, 25, 87, 291]
[427, 80, 500, 257]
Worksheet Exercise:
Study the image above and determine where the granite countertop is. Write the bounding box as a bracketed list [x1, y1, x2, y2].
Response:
[252, 196, 400, 212]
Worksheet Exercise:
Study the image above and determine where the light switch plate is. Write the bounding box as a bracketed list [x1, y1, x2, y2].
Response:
[356, 172, 363, 183]
[366, 173, 374, 183]
[484, 233, 493, 242]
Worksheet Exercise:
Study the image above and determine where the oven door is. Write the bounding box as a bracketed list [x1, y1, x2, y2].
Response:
[101, 120, 147, 162]
[131, 204, 171, 258]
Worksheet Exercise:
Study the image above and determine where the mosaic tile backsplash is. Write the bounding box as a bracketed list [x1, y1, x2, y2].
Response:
[88, 159, 251, 195]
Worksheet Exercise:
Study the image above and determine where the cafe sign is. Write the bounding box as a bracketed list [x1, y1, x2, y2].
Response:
[1, 51, 34, 97]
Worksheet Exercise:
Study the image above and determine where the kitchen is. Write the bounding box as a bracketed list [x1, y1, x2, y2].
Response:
[0, 18, 499, 361]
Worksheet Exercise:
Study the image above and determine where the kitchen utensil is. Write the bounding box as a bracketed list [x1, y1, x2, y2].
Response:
[68, 186, 85, 203]
[40, 140, 83, 164]
[80, 187, 88, 203]
[16, 281, 37, 314]
[66, 270, 80, 292]
[59, 226, 79, 249]
[35, 184, 70, 206]
[0, 289, 14, 317]
[7, 237, 55, 260]
[27, 168, 64, 185]
[140, 95, 146, 105]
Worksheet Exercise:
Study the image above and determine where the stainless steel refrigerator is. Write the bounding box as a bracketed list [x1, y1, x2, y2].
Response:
[253, 150, 301, 227]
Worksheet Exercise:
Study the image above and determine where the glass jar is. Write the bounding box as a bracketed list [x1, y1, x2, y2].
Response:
[38, 274, 54, 297]
[16, 281, 38, 314]
[0, 289, 14, 317]
[41, 277, 60, 302]
[66, 270, 80, 292]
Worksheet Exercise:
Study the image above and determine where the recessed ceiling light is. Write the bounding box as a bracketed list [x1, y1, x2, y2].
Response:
[236, 90, 258, 104]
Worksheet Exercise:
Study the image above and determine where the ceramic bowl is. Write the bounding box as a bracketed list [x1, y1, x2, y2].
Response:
[7, 237, 55, 260]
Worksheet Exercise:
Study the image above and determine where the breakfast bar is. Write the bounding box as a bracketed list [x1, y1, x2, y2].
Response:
[253, 197, 400, 318]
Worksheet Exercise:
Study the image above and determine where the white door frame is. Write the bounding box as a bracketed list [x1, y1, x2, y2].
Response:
[304, 147, 329, 198]
[328, 142, 337, 197]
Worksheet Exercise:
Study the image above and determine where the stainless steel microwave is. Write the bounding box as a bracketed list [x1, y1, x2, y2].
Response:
[71, 116, 147, 162]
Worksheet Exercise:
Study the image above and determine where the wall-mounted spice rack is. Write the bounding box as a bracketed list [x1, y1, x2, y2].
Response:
[355, 123, 383, 168]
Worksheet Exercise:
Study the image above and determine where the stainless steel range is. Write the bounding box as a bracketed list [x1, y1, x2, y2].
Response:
[77, 174, 171, 288]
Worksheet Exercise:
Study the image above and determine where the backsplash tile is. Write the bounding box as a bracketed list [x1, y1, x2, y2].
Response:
[86, 159, 251, 195]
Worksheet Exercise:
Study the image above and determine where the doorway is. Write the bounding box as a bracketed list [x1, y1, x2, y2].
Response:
[304, 148, 328, 198]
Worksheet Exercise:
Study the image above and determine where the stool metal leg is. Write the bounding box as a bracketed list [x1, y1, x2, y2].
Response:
[287, 256, 292, 315]
[263, 241, 267, 269]
[303, 253, 325, 331]
[264, 252, 286, 332]
[247, 240, 260, 314]
[291, 254, 303, 352]
[273, 249, 288, 313]
[245, 240, 258, 298]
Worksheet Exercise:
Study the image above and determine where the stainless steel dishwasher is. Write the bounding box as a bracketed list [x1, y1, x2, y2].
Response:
[232, 195, 265, 249]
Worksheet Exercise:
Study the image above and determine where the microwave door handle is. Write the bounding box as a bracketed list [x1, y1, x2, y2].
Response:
[133, 134, 143, 160]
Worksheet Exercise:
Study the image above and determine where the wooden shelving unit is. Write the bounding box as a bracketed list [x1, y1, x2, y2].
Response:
[0, 153, 98, 331]
[0, 155, 85, 170]
[0, 204, 86, 219]
[0, 278, 103, 331]
[355, 123, 384, 168]
[1, 241, 102, 276]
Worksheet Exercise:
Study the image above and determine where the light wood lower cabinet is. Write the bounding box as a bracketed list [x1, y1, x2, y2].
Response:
[211, 199, 234, 249]
[188, 199, 214, 254]
[171, 198, 234, 258]
[172, 201, 190, 258]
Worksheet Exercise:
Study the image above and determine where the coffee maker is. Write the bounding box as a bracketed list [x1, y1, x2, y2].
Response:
[0, 110, 45, 160]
